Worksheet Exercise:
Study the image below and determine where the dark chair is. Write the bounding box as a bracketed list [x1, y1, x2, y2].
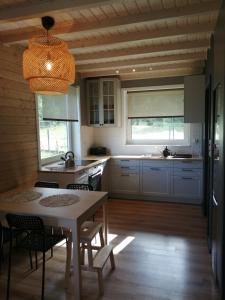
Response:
[66, 183, 93, 190]
[0, 221, 11, 271]
[34, 181, 61, 257]
[34, 181, 59, 188]
[6, 214, 65, 300]
[66, 183, 94, 221]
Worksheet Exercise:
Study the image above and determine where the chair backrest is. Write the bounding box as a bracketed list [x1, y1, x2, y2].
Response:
[0, 221, 2, 248]
[88, 171, 102, 191]
[34, 181, 59, 188]
[6, 214, 44, 232]
[66, 183, 93, 190]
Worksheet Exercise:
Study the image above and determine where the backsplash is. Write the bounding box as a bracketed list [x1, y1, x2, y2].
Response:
[89, 123, 202, 156]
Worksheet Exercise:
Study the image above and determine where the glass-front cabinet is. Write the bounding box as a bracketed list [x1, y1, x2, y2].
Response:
[87, 78, 119, 127]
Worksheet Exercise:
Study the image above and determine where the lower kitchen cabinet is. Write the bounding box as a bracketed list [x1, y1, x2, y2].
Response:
[142, 166, 171, 196]
[172, 160, 203, 203]
[111, 173, 140, 193]
[110, 159, 140, 194]
[172, 175, 202, 203]
[38, 171, 76, 188]
[110, 158, 203, 204]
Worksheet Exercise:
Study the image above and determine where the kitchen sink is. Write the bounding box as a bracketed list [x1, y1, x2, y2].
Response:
[58, 159, 98, 167]
[170, 154, 192, 158]
[73, 160, 98, 166]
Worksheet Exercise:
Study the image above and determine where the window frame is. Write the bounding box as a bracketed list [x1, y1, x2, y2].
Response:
[122, 86, 190, 146]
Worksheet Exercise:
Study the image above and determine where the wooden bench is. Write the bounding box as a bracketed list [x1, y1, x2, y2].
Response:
[82, 244, 115, 295]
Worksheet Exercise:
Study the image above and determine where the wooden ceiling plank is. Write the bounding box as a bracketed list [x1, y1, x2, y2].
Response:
[0, 1, 219, 44]
[119, 68, 203, 80]
[76, 51, 207, 70]
[75, 39, 209, 61]
[0, 0, 126, 22]
[67, 22, 214, 49]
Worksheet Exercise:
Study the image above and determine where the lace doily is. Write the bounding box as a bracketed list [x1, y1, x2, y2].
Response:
[3, 190, 42, 203]
[39, 194, 79, 207]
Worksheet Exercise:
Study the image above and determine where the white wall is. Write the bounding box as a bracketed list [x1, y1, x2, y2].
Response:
[80, 125, 94, 157]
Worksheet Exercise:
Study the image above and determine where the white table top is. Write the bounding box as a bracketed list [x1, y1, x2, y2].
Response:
[0, 187, 108, 225]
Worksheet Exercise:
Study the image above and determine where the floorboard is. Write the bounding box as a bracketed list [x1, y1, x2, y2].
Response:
[0, 199, 219, 300]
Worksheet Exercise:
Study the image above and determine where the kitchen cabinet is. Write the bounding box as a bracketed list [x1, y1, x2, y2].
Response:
[110, 159, 140, 194]
[171, 160, 203, 203]
[109, 158, 203, 204]
[141, 160, 171, 196]
[87, 78, 120, 127]
[38, 171, 76, 188]
[184, 75, 205, 123]
[38, 161, 108, 189]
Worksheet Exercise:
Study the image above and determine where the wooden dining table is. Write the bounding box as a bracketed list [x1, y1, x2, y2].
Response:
[0, 187, 109, 300]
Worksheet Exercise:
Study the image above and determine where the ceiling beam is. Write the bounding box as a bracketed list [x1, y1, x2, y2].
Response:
[0, 1, 219, 44]
[77, 52, 207, 71]
[119, 68, 203, 81]
[0, 0, 125, 22]
[80, 61, 204, 78]
[75, 39, 209, 62]
[67, 22, 213, 50]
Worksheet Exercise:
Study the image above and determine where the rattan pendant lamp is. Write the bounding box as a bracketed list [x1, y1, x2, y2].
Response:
[23, 16, 75, 95]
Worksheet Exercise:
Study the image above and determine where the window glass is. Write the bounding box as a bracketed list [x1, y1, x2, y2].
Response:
[38, 97, 70, 162]
[131, 117, 184, 141]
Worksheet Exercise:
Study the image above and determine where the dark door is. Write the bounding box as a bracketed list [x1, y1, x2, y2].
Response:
[211, 83, 222, 284]
[204, 79, 213, 252]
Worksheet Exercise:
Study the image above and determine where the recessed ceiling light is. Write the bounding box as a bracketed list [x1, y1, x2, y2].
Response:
[132, 68, 136, 72]
[116, 70, 119, 74]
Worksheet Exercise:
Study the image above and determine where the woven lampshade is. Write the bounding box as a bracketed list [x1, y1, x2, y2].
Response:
[23, 35, 75, 95]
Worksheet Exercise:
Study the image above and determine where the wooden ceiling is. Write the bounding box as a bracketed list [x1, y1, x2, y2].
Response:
[0, 0, 220, 81]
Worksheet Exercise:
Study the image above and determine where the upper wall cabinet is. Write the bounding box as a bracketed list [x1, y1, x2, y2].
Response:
[184, 75, 205, 123]
[87, 78, 120, 127]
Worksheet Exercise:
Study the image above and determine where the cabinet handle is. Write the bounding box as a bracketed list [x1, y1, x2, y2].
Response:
[213, 194, 218, 207]
[182, 169, 193, 172]
[182, 177, 193, 180]
[121, 174, 130, 176]
[121, 166, 130, 169]
[150, 167, 160, 171]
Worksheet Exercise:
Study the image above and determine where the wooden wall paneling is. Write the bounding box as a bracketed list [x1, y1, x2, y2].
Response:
[0, 43, 38, 193]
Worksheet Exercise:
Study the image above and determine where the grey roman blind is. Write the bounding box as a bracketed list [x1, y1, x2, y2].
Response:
[41, 86, 78, 122]
[127, 89, 184, 119]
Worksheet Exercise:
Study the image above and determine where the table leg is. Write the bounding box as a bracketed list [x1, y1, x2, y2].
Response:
[71, 221, 81, 300]
[103, 199, 108, 245]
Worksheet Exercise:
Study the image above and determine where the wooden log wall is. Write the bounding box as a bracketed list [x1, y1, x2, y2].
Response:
[0, 43, 38, 192]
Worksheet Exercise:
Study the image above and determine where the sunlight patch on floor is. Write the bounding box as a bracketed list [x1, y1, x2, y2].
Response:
[113, 236, 135, 255]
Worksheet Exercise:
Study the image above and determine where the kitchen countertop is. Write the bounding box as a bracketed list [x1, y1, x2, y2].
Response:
[39, 156, 110, 174]
[39, 154, 202, 174]
[111, 155, 203, 161]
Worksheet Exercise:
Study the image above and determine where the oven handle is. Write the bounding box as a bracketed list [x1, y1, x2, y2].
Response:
[89, 170, 102, 179]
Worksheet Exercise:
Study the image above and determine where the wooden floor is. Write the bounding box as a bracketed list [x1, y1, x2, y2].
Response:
[0, 199, 219, 300]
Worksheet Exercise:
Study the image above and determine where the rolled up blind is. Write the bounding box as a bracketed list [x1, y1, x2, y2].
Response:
[128, 89, 184, 119]
[41, 86, 78, 121]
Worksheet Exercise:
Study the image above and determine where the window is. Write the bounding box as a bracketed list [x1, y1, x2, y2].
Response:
[126, 88, 190, 145]
[37, 98, 71, 163]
